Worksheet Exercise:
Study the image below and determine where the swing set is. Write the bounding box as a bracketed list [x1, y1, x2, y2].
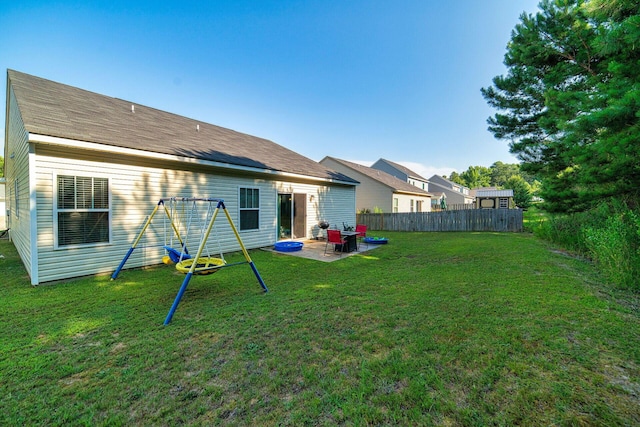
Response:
[111, 197, 268, 325]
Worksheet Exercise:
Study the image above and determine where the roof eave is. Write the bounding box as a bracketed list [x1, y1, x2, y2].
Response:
[29, 133, 357, 186]
[394, 190, 432, 197]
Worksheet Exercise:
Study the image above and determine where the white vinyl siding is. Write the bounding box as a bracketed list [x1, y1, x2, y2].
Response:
[14, 179, 19, 219]
[321, 158, 394, 213]
[5, 87, 33, 280]
[28, 145, 354, 284]
[275, 181, 355, 240]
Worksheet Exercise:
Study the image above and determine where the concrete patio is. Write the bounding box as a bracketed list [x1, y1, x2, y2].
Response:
[261, 238, 382, 262]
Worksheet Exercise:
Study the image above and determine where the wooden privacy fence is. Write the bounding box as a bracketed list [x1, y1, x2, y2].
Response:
[431, 203, 476, 211]
[356, 209, 523, 232]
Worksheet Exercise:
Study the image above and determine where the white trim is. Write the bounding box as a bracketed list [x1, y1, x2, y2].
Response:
[28, 145, 39, 285]
[238, 186, 260, 232]
[53, 171, 112, 250]
[29, 133, 356, 186]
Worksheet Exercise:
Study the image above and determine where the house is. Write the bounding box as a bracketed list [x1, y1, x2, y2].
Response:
[370, 158, 430, 192]
[0, 178, 6, 229]
[319, 156, 432, 214]
[428, 174, 475, 206]
[429, 191, 447, 211]
[4, 70, 358, 285]
[474, 188, 514, 209]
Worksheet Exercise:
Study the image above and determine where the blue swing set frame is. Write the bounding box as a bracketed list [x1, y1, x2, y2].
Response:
[111, 198, 268, 324]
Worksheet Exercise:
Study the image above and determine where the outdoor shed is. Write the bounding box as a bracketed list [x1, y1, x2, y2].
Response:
[4, 70, 357, 285]
[475, 189, 514, 209]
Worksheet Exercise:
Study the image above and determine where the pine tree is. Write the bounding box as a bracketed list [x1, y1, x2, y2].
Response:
[577, 0, 640, 208]
[481, 0, 640, 212]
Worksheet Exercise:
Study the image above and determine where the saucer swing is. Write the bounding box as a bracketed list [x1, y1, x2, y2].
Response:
[111, 198, 268, 324]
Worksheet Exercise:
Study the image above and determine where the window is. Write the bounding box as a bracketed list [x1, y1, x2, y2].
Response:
[410, 199, 414, 212]
[499, 198, 509, 209]
[239, 187, 259, 230]
[393, 198, 399, 213]
[56, 175, 110, 247]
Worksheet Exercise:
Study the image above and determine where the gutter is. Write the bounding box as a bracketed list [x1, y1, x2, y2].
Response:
[29, 133, 357, 186]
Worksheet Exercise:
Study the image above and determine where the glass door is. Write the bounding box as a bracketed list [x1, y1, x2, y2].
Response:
[277, 194, 292, 240]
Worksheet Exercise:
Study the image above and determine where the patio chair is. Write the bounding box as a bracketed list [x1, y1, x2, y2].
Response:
[325, 229, 347, 257]
[0, 228, 9, 239]
[355, 224, 367, 250]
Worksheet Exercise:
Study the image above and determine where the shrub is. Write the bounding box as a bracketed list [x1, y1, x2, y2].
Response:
[584, 209, 640, 290]
[534, 212, 590, 254]
[535, 200, 640, 290]
[535, 199, 640, 290]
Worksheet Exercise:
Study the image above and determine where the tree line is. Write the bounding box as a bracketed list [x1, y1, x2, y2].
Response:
[445, 161, 539, 209]
[481, 0, 639, 289]
[481, 0, 639, 214]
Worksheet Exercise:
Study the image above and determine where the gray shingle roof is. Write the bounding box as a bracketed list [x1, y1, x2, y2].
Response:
[375, 158, 428, 181]
[8, 70, 356, 184]
[475, 189, 514, 198]
[322, 157, 431, 196]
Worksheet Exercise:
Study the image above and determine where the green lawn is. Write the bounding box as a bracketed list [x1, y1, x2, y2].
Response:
[1, 232, 638, 426]
[522, 205, 549, 233]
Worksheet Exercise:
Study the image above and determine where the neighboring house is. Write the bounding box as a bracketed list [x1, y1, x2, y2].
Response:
[4, 70, 358, 285]
[474, 189, 515, 209]
[319, 156, 432, 214]
[428, 175, 475, 206]
[0, 178, 6, 229]
[430, 191, 447, 210]
[370, 158, 430, 192]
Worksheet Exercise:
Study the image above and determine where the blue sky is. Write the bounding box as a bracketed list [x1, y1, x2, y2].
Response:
[1, 0, 541, 178]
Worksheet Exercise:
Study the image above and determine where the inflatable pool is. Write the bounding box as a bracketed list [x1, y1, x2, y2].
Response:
[274, 241, 304, 252]
[363, 237, 388, 244]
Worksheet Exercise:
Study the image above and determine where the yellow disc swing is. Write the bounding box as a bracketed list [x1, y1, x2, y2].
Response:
[175, 257, 226, 275]
[174, 198, 226, 275]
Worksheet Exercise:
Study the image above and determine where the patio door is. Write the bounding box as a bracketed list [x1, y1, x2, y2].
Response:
[277, 193, 307, 240]
[293, 193, 307, 239]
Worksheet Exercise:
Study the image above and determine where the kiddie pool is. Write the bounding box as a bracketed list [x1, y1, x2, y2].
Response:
[363, 237, 388, 244]
[274, 241, 304, 252]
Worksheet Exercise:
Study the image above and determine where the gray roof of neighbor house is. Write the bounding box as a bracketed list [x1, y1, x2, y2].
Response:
[475, 189, 514, 198]
[7, 70, 357, 184]
[429, 174, 470, 191]
[322, 157, 432, 196]
[374, 158, 428, 181]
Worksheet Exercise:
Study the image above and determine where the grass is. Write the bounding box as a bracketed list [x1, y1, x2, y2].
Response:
[522, 205, 550, 234]
[1, 232, 639, 426]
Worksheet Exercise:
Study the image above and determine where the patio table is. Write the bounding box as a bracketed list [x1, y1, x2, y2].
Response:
[339, 231, 359, 252]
